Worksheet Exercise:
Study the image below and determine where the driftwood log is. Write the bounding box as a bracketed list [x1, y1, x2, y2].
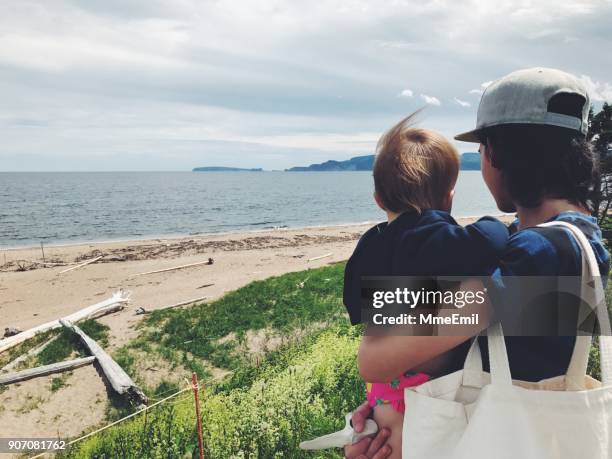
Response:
[307, 252, 333, 262]
[135, 295, 208, 315]
[0, 291, 129, 354]
[0, 356, 95, 385]
[0, 335, 59, 373]
[130, 259, 213, 278]
[59, 319, 148, 407]
[58, 256, 103, 274]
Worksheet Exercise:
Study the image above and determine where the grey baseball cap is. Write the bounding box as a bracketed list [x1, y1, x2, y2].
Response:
[455, 67, 590, 142]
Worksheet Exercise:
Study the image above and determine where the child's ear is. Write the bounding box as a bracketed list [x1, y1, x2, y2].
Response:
[373, 191, 386, 211]
[442, 188, 454, 212]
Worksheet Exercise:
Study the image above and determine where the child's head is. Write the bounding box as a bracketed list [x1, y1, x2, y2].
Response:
[373, 114, 460, 215]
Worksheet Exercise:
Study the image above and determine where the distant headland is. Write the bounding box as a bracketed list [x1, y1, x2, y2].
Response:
[285, 153, 480, 171]
[193, 166, 263, 172]
[192, 153, 479, 172]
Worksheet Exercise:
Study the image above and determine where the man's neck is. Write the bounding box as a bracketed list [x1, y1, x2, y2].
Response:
[516, 199, 588, 230]
[386, 211, 400, 223]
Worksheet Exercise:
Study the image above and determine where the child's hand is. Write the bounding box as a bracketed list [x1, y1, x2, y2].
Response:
[344, 402, 392, 459]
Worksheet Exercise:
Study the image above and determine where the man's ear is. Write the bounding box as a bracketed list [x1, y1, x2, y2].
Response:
[373, 191, 386, 211]
[482, 139, 498, 169]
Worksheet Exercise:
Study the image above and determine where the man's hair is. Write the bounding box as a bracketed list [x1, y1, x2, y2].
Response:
[374, 114, 460, 213]
[481, 124, 596, 210]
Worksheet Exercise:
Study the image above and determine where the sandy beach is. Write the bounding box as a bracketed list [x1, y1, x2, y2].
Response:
[0, 216, 512, 443]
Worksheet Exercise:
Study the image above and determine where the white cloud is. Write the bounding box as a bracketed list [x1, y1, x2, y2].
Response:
[421, 94, 441, 106]
[579, 75, 612, 103]
[1, 0, 611, 170]
[469, 80, 493, 96]
[453, 97, 471, 107]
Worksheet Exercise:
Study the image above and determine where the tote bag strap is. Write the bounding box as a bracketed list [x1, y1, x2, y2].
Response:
[538, 221, 612, 388]
[463, 220, 612, 389]
[462, 324, 513, 387]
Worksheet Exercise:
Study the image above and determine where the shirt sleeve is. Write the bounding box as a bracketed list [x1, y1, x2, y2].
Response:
[415, 216, 510, 276]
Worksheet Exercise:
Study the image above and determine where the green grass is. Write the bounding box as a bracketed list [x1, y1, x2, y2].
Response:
[115, 263, 346, 390]
[0, 329, 58, 369]
[50, 374, 70, 392]
[37, 319, 110, 366]
[59, 263, 358, 458]
[0, 319, 109, 374]
[61, 325, 363, 459]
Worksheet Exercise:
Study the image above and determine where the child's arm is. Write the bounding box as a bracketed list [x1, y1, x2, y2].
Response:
[359, 334, 470, 383]
[418, 216, 509, 276]
[358, 278, 491, 383]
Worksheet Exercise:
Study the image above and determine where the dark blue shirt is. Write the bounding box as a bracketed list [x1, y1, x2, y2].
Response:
[479, 211, 610, 382]
[343, 210, 509, 325]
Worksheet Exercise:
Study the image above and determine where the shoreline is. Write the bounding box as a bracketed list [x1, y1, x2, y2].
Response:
[0, 213, 513, 252]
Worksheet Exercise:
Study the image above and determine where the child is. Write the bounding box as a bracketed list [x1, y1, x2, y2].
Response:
[341, 115, 509, 458]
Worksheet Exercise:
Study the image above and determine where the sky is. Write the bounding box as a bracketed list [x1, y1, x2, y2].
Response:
[1, 0, 611, 171]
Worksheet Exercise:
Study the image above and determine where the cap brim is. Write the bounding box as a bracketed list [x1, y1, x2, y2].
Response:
[454, 129, 481, 143]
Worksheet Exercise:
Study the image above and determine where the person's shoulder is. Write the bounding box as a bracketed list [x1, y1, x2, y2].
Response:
[424, 212, 509, 253]
[500, 227, 567, 275]
[355, 221, 387, 246]
[417, 209, 457, 225]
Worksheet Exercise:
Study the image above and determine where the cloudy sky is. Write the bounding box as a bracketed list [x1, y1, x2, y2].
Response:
[1, 0, 611, 171]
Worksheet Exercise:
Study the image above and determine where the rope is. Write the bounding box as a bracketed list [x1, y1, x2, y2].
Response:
[30, 385, 193, 459]
[29, 372, 228, 458]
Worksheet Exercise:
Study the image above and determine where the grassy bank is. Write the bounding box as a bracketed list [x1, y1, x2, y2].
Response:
[112, 263, 348, 401]
[63, 325, 363, 458]
[59, 262, 361, 457]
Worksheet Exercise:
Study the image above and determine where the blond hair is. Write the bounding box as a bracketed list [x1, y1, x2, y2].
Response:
[373, 113, 460, 213]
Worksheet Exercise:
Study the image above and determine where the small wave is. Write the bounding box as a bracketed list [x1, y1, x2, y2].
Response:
[250, 220, 283, 227]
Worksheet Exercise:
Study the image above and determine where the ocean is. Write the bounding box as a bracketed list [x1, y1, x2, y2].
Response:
[0, 171, 500, 248]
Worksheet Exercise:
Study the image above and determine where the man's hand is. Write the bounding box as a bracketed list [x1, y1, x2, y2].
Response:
[344, 402, 392, 459]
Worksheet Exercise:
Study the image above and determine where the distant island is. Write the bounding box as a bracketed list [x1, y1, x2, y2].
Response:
[286, 153, 480, 171]
[192, 153, 480, 173]
[459, 153, 480, 170]
[193, 166, 263, 172]
[286, 155, 374, 172]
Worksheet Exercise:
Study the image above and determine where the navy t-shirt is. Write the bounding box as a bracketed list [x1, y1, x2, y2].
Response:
[343, 210, 509, 325]
[479, 211, 610, 382]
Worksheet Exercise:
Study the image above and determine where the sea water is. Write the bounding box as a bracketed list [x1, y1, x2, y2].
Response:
[0, 171, 500, 247]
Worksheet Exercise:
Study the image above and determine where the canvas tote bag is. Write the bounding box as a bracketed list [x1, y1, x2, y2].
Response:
[401, 221, 612, 459]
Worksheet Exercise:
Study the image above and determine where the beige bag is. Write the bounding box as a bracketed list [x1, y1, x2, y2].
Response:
[402, 221, 612, 459]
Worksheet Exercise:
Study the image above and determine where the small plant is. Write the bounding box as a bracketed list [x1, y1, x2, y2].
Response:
[50, 374, 69, 392]
[18, 394, 45, 414]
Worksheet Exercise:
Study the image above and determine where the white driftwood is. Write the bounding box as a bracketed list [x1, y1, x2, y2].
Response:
[139, 296, 208, 315]
[60, 319, 148, 407]
[23, 260, 67, 267]
[0, 291, 129, 354]
[196, 282, 215, 289]
[0, 335, 59, 373]
[308, 252, 333, 262]
[131, 259, 212, 278]
[59, 256, 103, 274]
[0, 356, 95, 385]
